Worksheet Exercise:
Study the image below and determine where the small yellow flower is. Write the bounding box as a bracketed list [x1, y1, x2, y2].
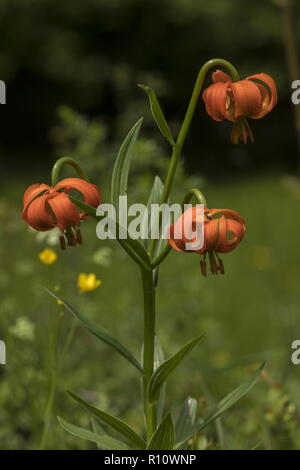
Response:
[77, 273, 101, 293]
[38, 248, 58, 265]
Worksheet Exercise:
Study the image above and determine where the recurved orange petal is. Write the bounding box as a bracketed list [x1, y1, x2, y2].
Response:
[246, 73, 277, 119]
[201, 218, 220, 253]
[220, 218, 246, 253]
[214, 216, 228, 253]
[207, 208, 246, 227]
[203, 81, 231, 122]
[168, 223, 186, 252]
[230, 80, 263, 119]
[23, 183, 50, 214]
[46, 192, 81, 232]
[54, 178, 101, 212]
[23, 193, 54, 231]
[212, 70, 232, 83]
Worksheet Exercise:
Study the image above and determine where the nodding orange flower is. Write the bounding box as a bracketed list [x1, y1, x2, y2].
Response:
[168, 206, 246, 276]
[22, 178, 100, 249]
[202, 70, 277, 144]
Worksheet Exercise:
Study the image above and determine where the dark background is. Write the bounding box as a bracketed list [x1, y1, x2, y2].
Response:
[0, 0, 298, 179]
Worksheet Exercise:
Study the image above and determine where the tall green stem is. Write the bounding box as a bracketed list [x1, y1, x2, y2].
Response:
[40, 310, 62, 449]
[40, 365, 57, 449]
[148, 58, 239, 259]
[141, 267, 156, 441]
[176, 58, 239, 155]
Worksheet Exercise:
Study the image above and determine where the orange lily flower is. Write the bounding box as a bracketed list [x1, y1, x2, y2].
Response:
[168, 206, 246, 276]
[22, 178, 100, 249]
[202, 70, 277, 144]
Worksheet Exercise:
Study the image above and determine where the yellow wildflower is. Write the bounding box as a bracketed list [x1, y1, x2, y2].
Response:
[38, 248, 58, 265]
[77, 273, 101, 293]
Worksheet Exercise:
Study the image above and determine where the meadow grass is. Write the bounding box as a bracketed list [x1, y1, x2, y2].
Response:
[1, 173, 300, 449]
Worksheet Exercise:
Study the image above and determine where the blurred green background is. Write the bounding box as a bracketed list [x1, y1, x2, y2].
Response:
[1, 0, 300, 450]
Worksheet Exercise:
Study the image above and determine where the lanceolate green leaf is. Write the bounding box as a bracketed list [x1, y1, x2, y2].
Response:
[91, 418, 106, 450]
[58, 417, 129, 450]
[175, 397, 198, 445]
[175, 364, 265, 448]
[147, 413, 175, 450]
[154, 337, 166, 424]
[148, 333, 205, 403]
[141, 175, 164, 249]
[154, 211, 171, 260]
[68, 196, 152, 270]
[138, 84, 175, 146]
[68, 195, 100, 219]
[110, 118, 154, 266]
[46, 289, 143, 373]
[154, 336, 165, 371]
[196, 364, 264, 433]
[68, 391, 146, 450]
[111, 118, 143, 209]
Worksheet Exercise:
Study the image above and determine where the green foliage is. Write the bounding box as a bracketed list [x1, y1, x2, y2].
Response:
[111, 118, 144, 209]
[46, 289, 143, 373]
[176, 364, 264, 447]
[58, 417, 130, 450]
[2, 107, 300, 449]
[147, 414, 175, 450]
[138, 85, 175, 146]
[175, 397, 198, 445]
[142, 176, 164, 250]
[68, 391, 146, 449]
[154, 337, 166, 424]
[148, 334, 205, 403]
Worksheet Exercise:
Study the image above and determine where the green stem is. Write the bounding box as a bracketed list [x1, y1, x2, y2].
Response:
[148, 58, 239, 259]
[58, 318, 77, 370]
[141, 267, 156, 441]
[40, 310, 62, 450]
[182, 188, 207, 206]
[51, 157, 89, 186]
[40, 366, 57, 450]
[176, 58, 239, 155]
